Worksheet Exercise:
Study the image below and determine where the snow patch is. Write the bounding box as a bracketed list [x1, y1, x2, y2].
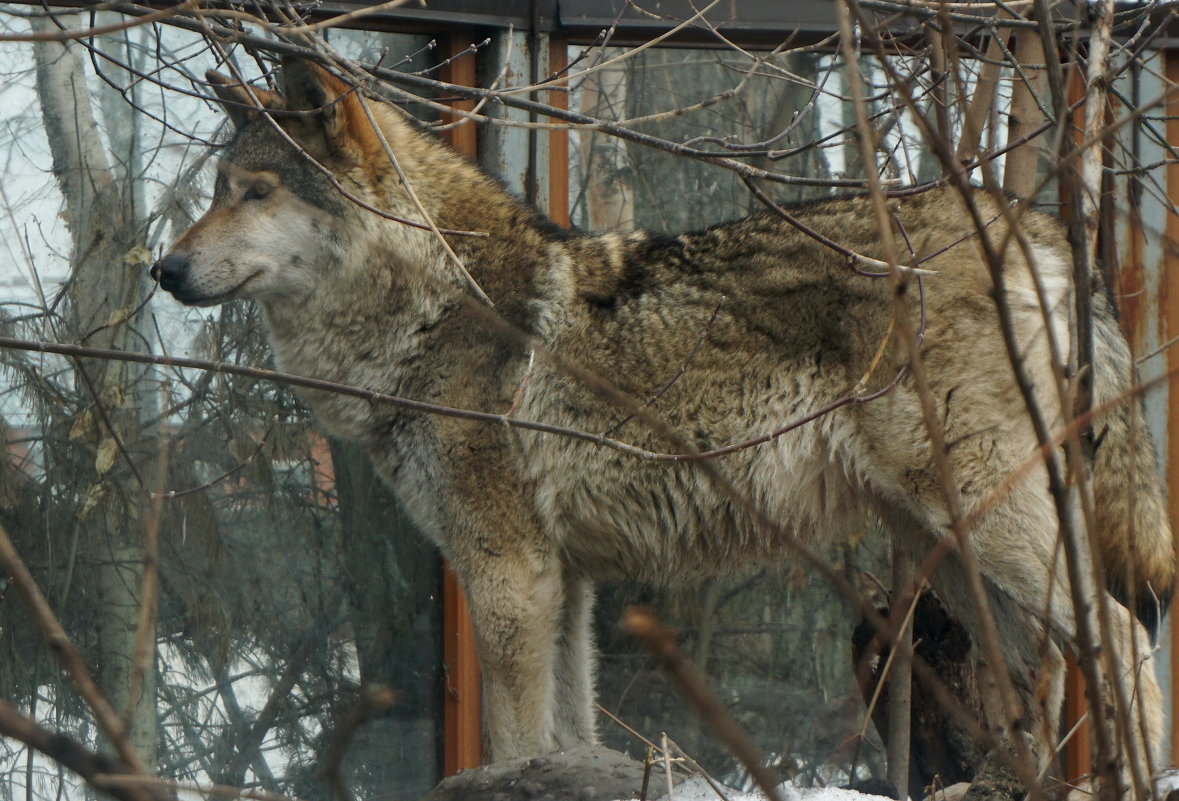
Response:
[623, 776, 894, 801]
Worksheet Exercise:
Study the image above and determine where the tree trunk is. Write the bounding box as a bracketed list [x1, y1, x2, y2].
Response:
[32, 14, 156, 769]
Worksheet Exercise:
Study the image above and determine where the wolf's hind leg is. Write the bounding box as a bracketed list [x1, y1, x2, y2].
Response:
[925, 468, 1163, 796]
[1095, 601, 1164, 796]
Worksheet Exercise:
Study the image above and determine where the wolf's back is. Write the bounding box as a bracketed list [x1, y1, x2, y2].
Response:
[1091, 291, 1175, 635]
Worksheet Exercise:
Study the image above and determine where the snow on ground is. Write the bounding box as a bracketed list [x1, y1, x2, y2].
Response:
[620, 767, 1179, 801]
[622, 776, 895, 801]
[1156, 769, 1179, 796]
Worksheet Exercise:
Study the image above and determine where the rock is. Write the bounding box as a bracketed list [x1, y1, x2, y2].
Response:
[842, 778, 900, 799]
[923, 781, 970, 801]
[960, 741, 1028, 801]
[418, 746, 648, 801]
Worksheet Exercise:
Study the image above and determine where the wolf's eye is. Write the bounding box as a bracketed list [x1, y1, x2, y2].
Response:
[243, 180, 274, 201]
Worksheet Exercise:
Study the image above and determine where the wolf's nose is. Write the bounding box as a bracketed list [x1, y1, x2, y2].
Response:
[150, 254, 189, 290]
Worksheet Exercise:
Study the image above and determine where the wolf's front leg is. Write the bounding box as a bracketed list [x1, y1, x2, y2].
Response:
[452, 542, 565, 762]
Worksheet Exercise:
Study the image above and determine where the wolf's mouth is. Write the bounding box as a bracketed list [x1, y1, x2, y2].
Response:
[169, 270, 263, 307]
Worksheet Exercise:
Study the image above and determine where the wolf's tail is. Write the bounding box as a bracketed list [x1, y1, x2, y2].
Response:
[1090, 291, 1174, 637]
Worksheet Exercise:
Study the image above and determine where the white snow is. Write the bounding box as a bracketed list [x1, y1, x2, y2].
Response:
[1155, 769, 1179, 796]
[622, 776, 895, 801]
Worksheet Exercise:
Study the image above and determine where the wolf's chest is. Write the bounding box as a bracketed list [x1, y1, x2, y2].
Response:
[265, 316, 432, 441]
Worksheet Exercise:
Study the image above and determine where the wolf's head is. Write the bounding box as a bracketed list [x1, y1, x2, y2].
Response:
[152, 59, 395, 306]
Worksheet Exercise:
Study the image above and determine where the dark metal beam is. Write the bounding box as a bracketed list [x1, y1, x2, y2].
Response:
[9, 0, 1179, 49]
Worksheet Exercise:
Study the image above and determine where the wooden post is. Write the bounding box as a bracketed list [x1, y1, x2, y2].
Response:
[1064, 652, 1092, 780]
[1060, 63, 1092, 784]
[1165, 48, 1179, 770]
[442, 565, 482, 773]
[440, 29, 478, 160]
[438, 29, 483, 775]
[886, 551, 912, 798]
[547, 35, 570, 228]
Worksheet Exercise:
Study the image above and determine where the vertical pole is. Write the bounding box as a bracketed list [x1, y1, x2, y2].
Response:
[1064, 653, 1092, 780]
[1165, 48, 1179, 770]
[886, 553, 912, 798]
[442, 564, 482, 773]
[547, 35, 570, 228]
[439, 28, 483, 775]
[440, 28, 478, 159]
[1061, 62, 1092, 784]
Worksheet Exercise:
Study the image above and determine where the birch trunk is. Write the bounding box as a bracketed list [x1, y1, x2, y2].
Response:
[32, 14, 156, 769]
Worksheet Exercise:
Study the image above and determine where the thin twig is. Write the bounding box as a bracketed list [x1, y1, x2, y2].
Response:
[0, 521, 150, 777]
[0, 0, 201, 41]
[840, 2, 1044, 796]
[601, 297, 726, 437]
[95, 774, 301, 801]
[0, 336, 904, 464]
[622, 608, 783, 801]
[0, 702, 161, 801]
[322, 685, 397, 801]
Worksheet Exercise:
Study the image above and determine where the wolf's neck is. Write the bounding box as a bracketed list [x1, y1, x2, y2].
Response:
[380, 126, 559, 324]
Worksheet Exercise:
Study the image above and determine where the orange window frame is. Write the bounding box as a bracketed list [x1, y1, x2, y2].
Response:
[1165, 46, 1179, 771]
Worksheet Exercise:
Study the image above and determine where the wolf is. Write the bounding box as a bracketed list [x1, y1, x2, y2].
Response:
[153, 59, 1172, 791]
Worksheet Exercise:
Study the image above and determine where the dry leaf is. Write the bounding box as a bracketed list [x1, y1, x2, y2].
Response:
[78, 483, 106, 519]
[95, 436, 118, 475]
[68, 409, 94, 440]
[123, 244, 152, 268]
[100, 384, 125, 409]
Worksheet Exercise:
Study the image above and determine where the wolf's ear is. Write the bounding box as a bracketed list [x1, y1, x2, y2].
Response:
[280, 58, 379, 161]
[206, 70, 282, 129]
